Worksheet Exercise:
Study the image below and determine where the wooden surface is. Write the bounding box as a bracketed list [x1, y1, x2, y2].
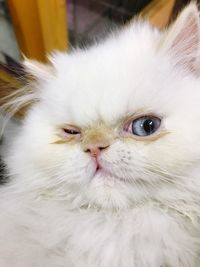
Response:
[37, 0, 68, 55]
[141, 0, 175, 29]
[7, 0, 68, 62]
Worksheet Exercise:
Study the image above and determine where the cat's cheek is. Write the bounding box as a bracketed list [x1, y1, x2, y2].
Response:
[17, 139, 94, 181]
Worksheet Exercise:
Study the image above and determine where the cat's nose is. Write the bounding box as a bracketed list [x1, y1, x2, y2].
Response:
[84, 144, 109, 157]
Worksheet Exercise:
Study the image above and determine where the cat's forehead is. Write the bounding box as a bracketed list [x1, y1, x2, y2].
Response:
[42, 26, 176, 126]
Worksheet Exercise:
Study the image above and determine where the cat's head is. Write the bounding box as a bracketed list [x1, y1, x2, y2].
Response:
[2, 3, 200, 210]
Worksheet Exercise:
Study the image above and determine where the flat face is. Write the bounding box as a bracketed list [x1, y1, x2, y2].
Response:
[7, 9, 200, 211]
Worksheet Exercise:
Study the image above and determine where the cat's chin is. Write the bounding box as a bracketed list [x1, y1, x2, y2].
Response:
[83, 172, 133, 210]
[94, 169, 120, 181]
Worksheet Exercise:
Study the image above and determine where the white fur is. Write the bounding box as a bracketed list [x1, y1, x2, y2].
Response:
[1, 3, 200, 266]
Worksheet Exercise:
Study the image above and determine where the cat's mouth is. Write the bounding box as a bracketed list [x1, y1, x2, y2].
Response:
[93, 158, 113, 178]
[96, 166, 111, 177]
[93, 160, 125, 182]
[95, 162, 110, 176]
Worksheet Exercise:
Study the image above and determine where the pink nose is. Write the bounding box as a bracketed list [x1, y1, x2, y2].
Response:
[84, 144, 109, 157]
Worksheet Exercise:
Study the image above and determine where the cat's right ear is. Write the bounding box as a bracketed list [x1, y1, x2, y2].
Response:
[0, 59, 53, 119]
[161, 2, 200, 74]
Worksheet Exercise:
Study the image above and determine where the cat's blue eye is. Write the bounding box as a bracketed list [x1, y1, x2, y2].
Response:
[129, 116, 161, 137]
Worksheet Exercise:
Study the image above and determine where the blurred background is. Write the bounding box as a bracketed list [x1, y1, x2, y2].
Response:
[0, 0, 192, 64]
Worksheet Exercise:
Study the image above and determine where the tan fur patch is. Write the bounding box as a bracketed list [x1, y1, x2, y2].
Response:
[82, 122, 114, 151]
[50, 138, 78, 145]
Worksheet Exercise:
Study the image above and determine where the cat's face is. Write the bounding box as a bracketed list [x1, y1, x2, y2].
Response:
[6, 4, 200, 209]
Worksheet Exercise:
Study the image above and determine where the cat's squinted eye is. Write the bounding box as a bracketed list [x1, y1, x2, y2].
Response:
[58, 125, 81, 142]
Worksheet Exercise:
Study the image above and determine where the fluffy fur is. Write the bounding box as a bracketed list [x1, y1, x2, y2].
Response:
[1, 3, 200, 267]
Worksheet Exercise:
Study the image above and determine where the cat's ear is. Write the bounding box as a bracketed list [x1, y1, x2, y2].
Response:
[161, 2, 200, 74]
[0, 59, 53, 119]
[23, 59, 54, 81]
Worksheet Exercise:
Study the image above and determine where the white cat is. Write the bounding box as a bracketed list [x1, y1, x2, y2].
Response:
[1, 3, 200, 267]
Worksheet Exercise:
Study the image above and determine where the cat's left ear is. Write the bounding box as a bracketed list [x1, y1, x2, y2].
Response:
[0, 59, 54, 119]
[23, 59, 54, 81]
[161, 2, 200, 74]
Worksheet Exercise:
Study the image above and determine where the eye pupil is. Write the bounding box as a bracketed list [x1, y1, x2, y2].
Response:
[143, 119, 154, 134]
